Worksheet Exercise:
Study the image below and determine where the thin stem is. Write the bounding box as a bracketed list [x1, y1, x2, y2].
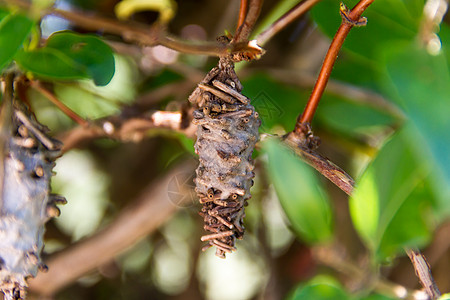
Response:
[236, 0, 249, 33]
[296, 0, 375, 128]
[234, 0, 264, 43]
[30, 81, 89, 127]
[256, 0, 322, 46]
[405, 248, 441, 300]
[6, 0, 260, 57]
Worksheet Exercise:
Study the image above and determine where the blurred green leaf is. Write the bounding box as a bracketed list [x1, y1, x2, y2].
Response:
[16, 31, 115, 85]
[317, 94, 396, 137]
[0, 7, 10, 20]
[0, 12, 34, 71]
[242, 73, 307, 132]
[382, 43, 450, 209]
[45, 31, 115, 85]
[252, 0, 301, 41]
[15, 47, 89, 80]
[350, 128, 435, 260]
[264, 139, 333, 244]
[54, 83, 120, 119]
[358, 293, 398, 300]
[310, 0, 423, 60]
[287, 275, 350, 300]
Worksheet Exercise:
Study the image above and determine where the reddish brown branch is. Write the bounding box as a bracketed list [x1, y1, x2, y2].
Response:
[256, 0, 321, 46]
[233, 0, 264, 43]
[236, 0, 249, 33]
[30, 81, 89, 127]
[296, 0, 374, 128]
[405, 248, 441, 300]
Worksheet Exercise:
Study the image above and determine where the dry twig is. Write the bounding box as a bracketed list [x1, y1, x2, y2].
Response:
[405, 248, 441, 300]
[233, 0, 264, 43]
[58, 109, 195, 152]
[256, 0, 322, 46]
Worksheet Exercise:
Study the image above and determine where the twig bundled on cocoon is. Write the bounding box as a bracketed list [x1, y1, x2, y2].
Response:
[189, 53, 260, 258]
[0, 102, 65, 300]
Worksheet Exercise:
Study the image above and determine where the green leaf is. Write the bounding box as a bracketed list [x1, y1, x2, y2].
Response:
[15, 47, 89, 80]
[263, 139, 333, 244]
[15, 31, 115, 85]
[287, 275, 350, 300]
[358, 293, 398, 300]
[382, 43, 450, 210]
[310, 0, 424, 60]
[349, 128, 435, 260]
[45, 31, 115, 85]
[0, 12, 34, 71]
[242, 73, 308, 133]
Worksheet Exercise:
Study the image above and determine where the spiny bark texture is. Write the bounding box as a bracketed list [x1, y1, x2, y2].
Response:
[190, 56, 260, 258]
[0, 104, 63, 300]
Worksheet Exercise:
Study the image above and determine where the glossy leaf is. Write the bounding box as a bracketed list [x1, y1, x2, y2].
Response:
[288, 275, 350, 300]
[349, 128, 435, 260]
[15, 47, 89, 80]
[310, 0, 424, 60]
[264, 139, 333, 244]
[15, 31, 115, 85]
[382, 43, 450, 210]
[0, 13, 34, 71]
[45, 31, 115, 85]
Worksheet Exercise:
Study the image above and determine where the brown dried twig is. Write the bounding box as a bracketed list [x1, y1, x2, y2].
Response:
[58, 109, 195, 152]
[28, 161, 196, 296]
[233, 0, 264, 43]
[405, 248, 441, 300]
[30, 81, 89, 127]
[256, 0, 322, 46]
[6, 0, 263, 58]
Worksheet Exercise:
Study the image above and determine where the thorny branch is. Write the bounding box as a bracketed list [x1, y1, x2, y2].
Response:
[28, 161, 196, 296]
[405, 248, 441, 300]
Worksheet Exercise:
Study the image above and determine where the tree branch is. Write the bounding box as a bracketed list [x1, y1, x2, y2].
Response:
[256, 0, 321, 46]
[30, 81, 89, 127]
[296, 0, 374, 127]
[28, 161, 197, 296]
[405, 248, 441, 300]
[233, 0, 264, 43]
[236, 0, 249, 33]
[5, 0, 263, 58]
[58, 109, 196, 153]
